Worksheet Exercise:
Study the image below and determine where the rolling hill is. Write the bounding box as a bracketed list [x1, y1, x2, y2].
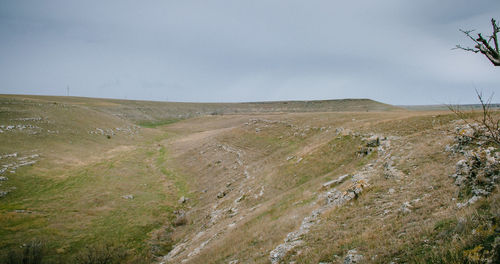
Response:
[0, 94, 498, 264]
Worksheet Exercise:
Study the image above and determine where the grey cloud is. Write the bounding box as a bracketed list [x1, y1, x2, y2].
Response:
[0, 0, 499, 104]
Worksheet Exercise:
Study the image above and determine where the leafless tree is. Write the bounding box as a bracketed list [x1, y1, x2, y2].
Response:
[447, 89, 500, 147]
[454, 18, 499, 66]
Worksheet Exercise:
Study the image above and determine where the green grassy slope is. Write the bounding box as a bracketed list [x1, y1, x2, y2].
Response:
[0, 95, 189, 262]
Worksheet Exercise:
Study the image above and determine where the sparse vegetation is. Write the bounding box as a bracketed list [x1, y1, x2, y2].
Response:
[448, 90, 500, 147]
[138, 119, 181, 128]
[0, 95, 498, 263]
[74, 244, 128, 264]
[1, 240, 44, 264]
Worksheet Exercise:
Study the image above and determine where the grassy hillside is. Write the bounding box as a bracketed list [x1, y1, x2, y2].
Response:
[0, 95, 184, 262]
[1, 95, 402, 124]
[0, 94, 498, 264]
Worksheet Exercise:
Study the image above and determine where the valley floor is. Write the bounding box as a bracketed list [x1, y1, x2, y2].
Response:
[0, 95, 498, 263]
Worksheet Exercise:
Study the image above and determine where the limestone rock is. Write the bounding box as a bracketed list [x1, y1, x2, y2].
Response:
[122, 194, 134, 199]
[321, 174, 349, 190]
[0, 190, 9, 198]
[344, 249, 363, 264]
[178, 196, 188, 204]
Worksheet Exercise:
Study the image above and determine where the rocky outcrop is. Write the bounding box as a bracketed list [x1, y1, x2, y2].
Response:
[343, 249, 364, 264]
[268, 132, 395, 264]
[446, 123, 499, 208]
[321, 174, 349, 190]
[269, 177, 370, 264]
[0, 152, 40, 199]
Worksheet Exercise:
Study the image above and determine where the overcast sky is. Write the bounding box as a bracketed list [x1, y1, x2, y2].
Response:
[0, 1, 499, 105]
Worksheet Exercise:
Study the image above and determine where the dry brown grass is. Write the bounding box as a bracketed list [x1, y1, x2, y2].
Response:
[2, 95, 497, 264]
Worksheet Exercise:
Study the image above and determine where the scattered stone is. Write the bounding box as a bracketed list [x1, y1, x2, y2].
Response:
[0, 176, 7, 181]
[235, 195, 245, 203]
[14, 209, 33, 214]
[0, 190, 9, 198]
[357, 146, 375, 157]
[457, 195, 481, 209]
[254, 186, 264, 198]
[325, 180, 368, 206]
[163, 241, 187, 261]
[383, 160, 403, 179]
[366, 137, 380, 148]
[187, 236, 213, 258]
[217, 190, 227, 199]
[178, 196, 188, 204]
[226, 207, 238, 217]
[270, 242, 299, 264]
[399, 202, 412, 213]
[344, 249, 364, 264]
[0, 153, 17, 159]
[122, 194, 134, 200]
[321, 174, 349, 190]
[388, 188, 395, 194]
[271, 179, 369, 264]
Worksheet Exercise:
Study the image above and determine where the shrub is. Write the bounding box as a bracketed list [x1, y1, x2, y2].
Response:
[1, 240, 44, 264]
[73, 244, 127, 264]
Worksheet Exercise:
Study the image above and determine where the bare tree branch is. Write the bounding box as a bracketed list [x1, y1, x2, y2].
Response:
[491, 18, 499, 53]
[448, 90, 500, 147]
[459, 29, 481, 44]
[453, 45, 479, 53]
[456, 18, 500, 66]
